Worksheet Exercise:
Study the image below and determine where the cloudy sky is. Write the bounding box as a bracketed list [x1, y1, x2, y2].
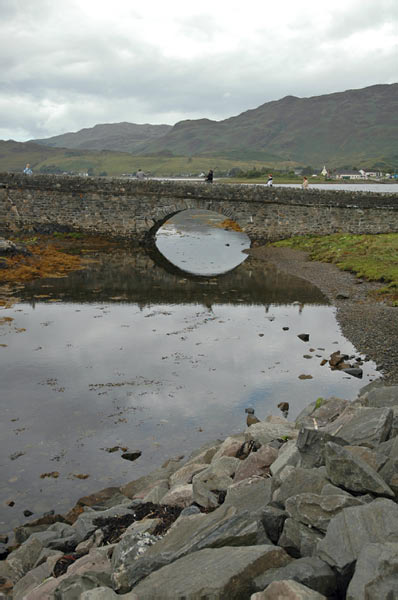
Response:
[1, 0, 397, 141]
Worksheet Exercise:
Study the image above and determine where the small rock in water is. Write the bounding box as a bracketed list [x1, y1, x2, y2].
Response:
[297, 333, 310, 342]
[40, 472, 59, 479]
[121, 451, 142, 462]
[23, 509, 33, 517]
[298, 374, 313, 380]
[282, 327, 289, 331]
[342, 367, 363, 378]
[0, 534, 9, 544]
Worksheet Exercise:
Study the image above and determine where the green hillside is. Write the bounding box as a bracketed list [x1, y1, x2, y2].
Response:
[33, 122, 172, 153]
[0, 140, 295, 177]
[139, 83, 398, 168]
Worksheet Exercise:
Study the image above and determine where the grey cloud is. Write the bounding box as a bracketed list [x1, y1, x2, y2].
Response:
[1, 2, 397, 140]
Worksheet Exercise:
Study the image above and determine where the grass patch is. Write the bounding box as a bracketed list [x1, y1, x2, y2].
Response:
[273, 233, 398, 305]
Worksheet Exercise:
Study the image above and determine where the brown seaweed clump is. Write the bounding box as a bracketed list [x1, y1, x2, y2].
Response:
[0, 242, 83, 284]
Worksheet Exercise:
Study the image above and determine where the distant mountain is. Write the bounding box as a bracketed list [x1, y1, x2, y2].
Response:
[19, 83, 398, 169]
[138, 83, 398, 167]
[32, 122, 172, 153]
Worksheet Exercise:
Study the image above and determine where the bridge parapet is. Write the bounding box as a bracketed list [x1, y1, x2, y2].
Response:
[0, 173, 397, 243]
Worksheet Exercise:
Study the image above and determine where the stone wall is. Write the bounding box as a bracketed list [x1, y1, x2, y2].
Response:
[0, 173, 397, 243]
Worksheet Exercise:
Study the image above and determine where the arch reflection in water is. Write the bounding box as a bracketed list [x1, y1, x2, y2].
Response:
[155, 209, 251, 276]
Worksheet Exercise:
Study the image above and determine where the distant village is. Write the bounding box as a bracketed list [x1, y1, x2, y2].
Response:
[294, 165, 398, 180]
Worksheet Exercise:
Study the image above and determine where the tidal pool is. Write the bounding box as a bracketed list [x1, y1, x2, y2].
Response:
[0, 228, 379, 535]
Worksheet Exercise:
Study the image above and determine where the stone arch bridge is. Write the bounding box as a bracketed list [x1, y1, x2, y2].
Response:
[0, 174, 397, 244]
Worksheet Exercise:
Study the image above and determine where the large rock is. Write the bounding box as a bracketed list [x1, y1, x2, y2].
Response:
[111, 504, 270, 592]
[252, 579, 327, 599]
[317, 498, 398, 572]
[169, 463, 208, 487]
[346, 542, 398, 599]
[12, 562, 52, 600]
[274, 467, 329, 507]
[360, 385, 398, 408]
[296, 428, 346, 469]
[120, 457, 184, 499]
[245, 419, 297, 447]
[224, 477, 273, 513]
[6, 537, 44, 581]
[72, 504, 136, 543]
[211, 435, 246, 461]
[344, 445, 389, 472]
[160, 484, 193, 508]
[131, 545, 291, 599]
[270, 440, 300, 476]
[278, 518, 324, 558]
[81, 588, 138, 599]
[253, 556, 336, 597]
[295, 397, 349, 429]
[379, 458, 398, 497]
[65, 487, 130, 523]
[260, 505, 287, 544]
[234, 445, 278, 482]
[326, 406, 393, 448]
[53, 572, 112, 599]
[192, 457, 239, 508]
[324, 442, 395, 497]
[285, 493, 363, 532]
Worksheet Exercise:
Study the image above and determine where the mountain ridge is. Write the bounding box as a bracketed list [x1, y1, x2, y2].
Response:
[17, 82, 398, 169]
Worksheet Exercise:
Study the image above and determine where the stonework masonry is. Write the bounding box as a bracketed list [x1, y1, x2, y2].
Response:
[0, 173, 397, 243]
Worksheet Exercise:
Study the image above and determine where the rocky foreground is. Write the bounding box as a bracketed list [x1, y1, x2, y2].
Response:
[0, 383, 397, 599]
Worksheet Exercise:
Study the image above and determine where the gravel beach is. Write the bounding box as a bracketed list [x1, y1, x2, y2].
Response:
[249, 245, 398, 385]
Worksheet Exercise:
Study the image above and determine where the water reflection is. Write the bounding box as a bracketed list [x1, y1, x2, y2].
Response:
[0, 244, 380, 535]
[155, 209, 251, 276]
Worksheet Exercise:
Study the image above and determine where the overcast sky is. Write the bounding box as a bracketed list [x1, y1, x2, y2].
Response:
[1, 0, 397, 141]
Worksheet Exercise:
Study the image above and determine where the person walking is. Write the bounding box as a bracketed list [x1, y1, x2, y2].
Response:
[205, 169, 214, 183]
[266, 174, 273, 186]
[23, 163, 33, 175]
[302, 176, 309, 189]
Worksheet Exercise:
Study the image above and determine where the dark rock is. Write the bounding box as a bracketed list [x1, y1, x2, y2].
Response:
[65, 487, 130, 523]
[317, 498, 398, 573]
[278, 518, 324, 558]
[296, 428, 347, 468]
[360, 384, 398, 409]
[346, 542, 398, 599]
[0, 543, 9, 560]
[334, 406, 394, 448]
[298, 333, 310, 342]
[253, 556, 336, 597]
[53, 571, 112, 599]
[336, 293, 350, 299]
[324, 442, 394, 497]
[260, 506, 288, 543]
[131, 545, 291, 599]
[274, 467, 329, 507]
[342, 367, 363, 378]
[378, 457, 398, 498]
[295, 396, 349, 429]
[285, 493, 363, 532]
[121, 452, 142, 462]
[23, 510, 33, 518]
[0, 535, 8, 544]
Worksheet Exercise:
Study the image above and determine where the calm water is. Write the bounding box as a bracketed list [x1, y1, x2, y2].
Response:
[0, 214, 380, 535]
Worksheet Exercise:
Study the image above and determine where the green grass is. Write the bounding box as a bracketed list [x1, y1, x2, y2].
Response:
[273, 233, 398, 305]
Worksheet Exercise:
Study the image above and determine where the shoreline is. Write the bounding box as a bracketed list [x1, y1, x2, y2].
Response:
[248, 245, 398, 385]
